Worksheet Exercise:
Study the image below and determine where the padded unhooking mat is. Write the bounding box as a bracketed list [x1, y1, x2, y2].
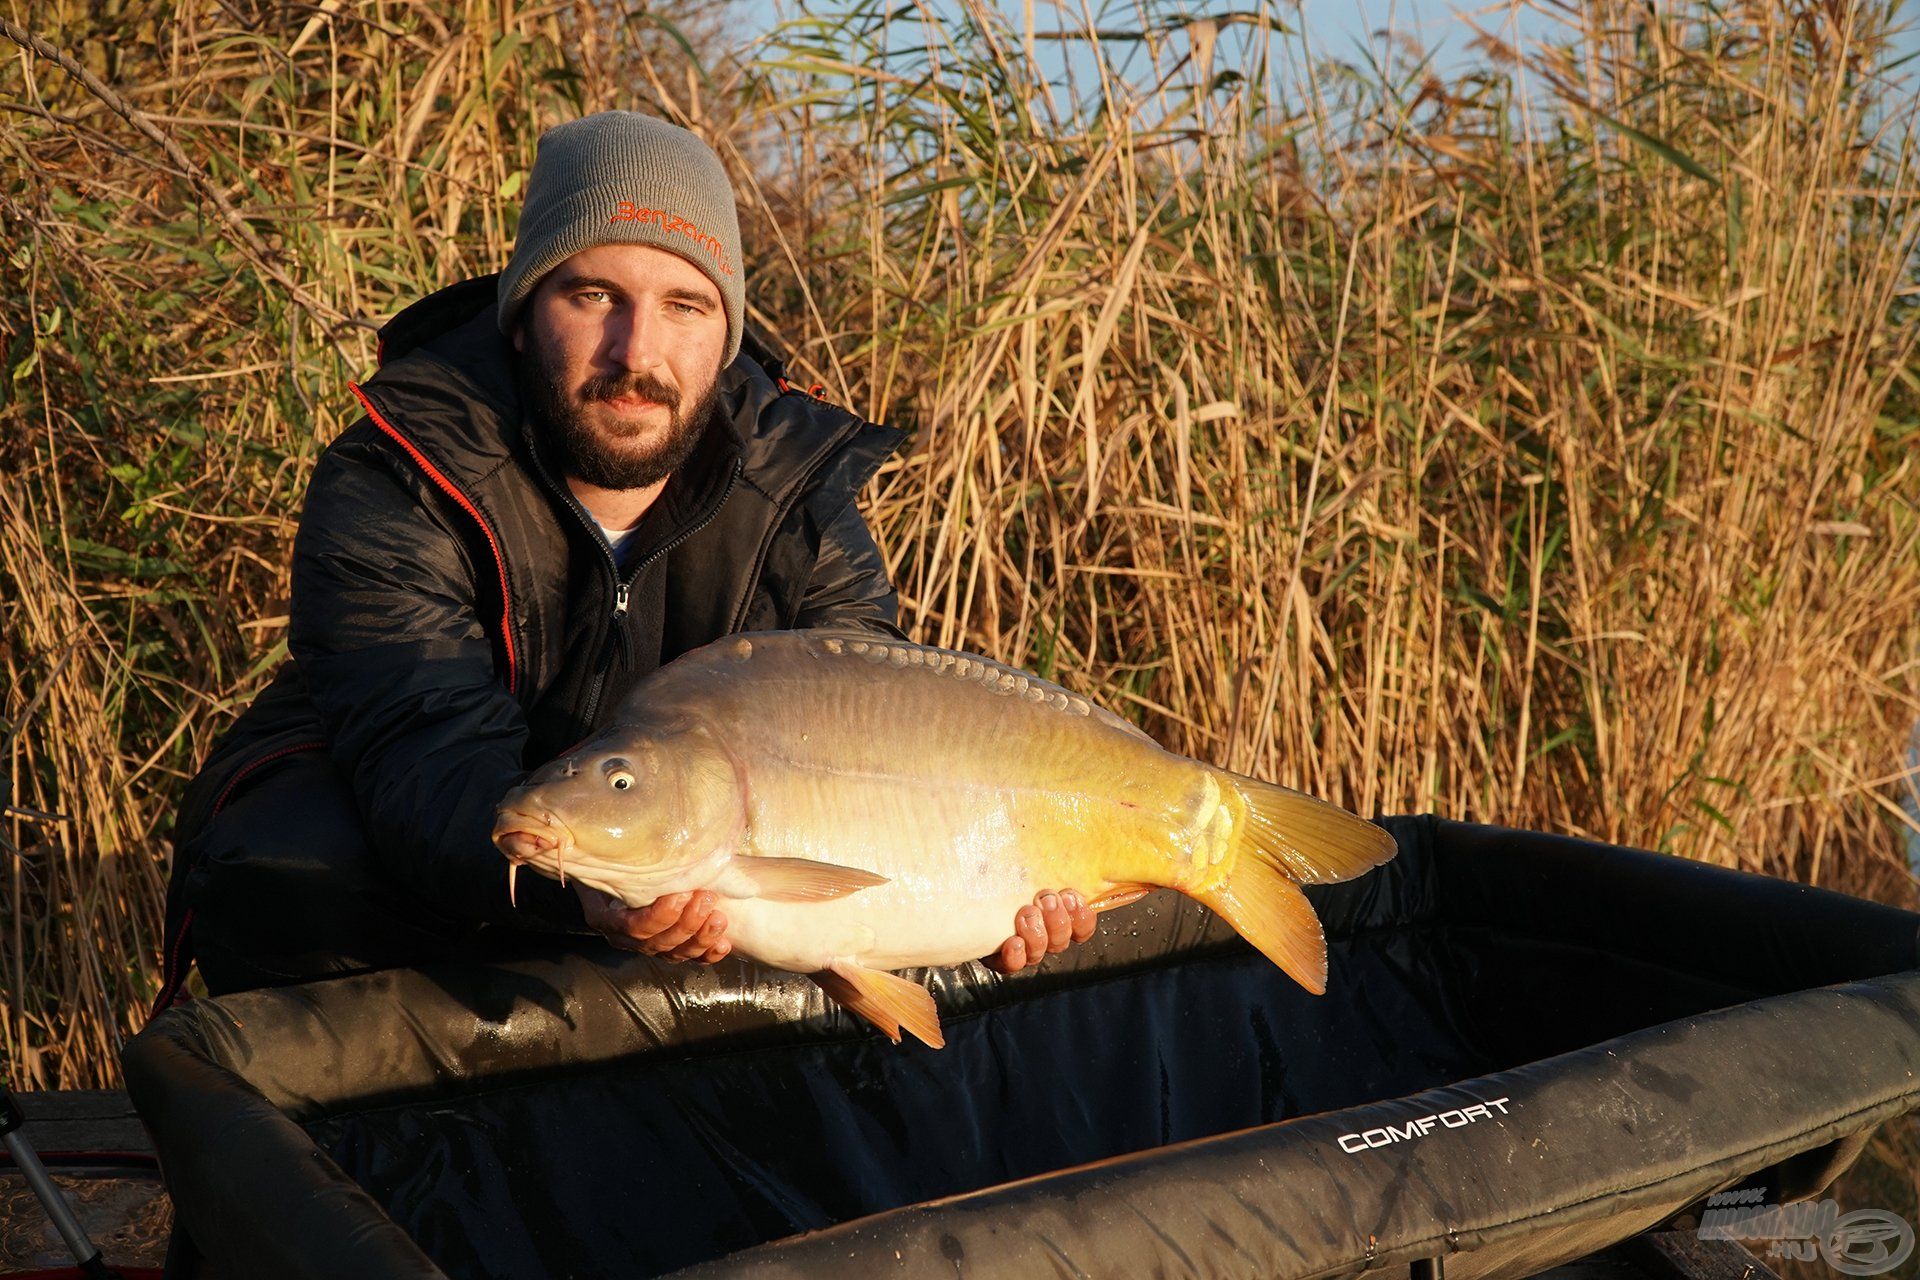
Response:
[122, 815, 1920, 1279]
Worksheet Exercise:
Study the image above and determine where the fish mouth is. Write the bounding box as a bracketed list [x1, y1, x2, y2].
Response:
[491, 805, 567, 844]
[492, 807, 580, 903]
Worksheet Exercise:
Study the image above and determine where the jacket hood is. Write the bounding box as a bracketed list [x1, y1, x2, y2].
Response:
[359, 273, 894, 513]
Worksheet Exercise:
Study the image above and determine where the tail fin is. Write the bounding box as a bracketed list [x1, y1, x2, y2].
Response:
[1231, 773, 1397, 884]
[1193, 775, 1397, 996]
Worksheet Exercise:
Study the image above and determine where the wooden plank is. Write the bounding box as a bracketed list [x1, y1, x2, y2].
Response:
[1529, 1243, 1667, 1280]
[9, 1089, 153, 1158]
[1620, 1229, 1782, 1280]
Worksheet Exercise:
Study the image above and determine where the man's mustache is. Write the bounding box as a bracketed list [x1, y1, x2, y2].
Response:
[580, 372, 679, 409]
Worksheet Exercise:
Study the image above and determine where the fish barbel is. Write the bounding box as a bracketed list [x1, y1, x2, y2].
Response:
[492, 628, 1396, 1048]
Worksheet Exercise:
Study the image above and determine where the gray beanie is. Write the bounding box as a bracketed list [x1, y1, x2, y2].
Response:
[496, 110, 745, 367]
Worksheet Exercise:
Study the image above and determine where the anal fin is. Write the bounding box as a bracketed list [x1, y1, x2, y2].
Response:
[812, 960, 946, 1049]
[1194, 860, 1329, 996]
[1087, 882, 1152, 913]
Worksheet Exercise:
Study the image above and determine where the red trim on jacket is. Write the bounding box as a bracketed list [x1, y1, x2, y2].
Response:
[208, 741, 327, 817]
[775, 374, 831, 403]
[347, 381, 520, 695]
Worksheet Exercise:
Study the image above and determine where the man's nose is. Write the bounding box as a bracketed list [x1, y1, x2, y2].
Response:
[604, 308, 668, 379]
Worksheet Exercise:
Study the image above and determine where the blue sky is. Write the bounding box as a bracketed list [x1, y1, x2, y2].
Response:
[736, 0, 1920, 96]
[736, 0, 1554, 92]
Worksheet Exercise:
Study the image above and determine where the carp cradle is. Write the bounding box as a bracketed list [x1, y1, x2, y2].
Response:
[119, 815, 1920, 1279]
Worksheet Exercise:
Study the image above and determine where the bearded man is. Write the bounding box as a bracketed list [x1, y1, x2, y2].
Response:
[154, 110, 1096, 1008]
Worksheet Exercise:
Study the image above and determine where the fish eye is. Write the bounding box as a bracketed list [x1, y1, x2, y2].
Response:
[601, 758, 635, 791]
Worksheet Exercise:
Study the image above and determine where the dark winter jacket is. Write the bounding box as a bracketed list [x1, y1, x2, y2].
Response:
[155, 274, 907, 1004]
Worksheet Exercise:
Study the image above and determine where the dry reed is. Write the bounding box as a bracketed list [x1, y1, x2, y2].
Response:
[1, 0, 1915, 1089]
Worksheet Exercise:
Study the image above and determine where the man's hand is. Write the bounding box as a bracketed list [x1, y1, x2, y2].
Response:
[574, 883, 732, 964]
[982, 889, 1098, 974]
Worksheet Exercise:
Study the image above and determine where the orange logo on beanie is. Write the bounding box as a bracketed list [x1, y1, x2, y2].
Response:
[609, 201, 737, 277]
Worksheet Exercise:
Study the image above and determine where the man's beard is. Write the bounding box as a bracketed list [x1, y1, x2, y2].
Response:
[514, 327, 723, 491]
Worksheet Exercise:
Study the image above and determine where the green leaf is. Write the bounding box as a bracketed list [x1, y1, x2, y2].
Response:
[882, 174, 974, 206]
[1529, 725, 1587, 761]
[638, 13, 712, 90]
[970, 297, 1080, 337]
[1691, 798, 1736, 836]
[241, 637, 290, 686]
[487, 32, 526, 81]
[1584, 105, 1720, 187]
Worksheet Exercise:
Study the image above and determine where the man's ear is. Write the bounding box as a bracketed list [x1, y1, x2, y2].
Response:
[512, 320, 525, 354]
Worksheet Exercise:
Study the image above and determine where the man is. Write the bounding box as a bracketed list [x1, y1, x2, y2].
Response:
[153, 110, 1095, 1009]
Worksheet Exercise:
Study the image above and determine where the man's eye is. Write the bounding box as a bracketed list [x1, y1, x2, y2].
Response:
[669, 302, 701, 316]
[579, 290, 611, 304]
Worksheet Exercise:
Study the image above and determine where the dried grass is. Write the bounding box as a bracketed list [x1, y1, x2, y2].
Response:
[1, 0, 1915, 1087]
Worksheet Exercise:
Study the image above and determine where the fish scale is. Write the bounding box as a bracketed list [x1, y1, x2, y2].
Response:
[820, 634, 1116, 726]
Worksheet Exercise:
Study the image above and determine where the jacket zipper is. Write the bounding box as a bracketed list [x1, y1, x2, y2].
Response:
[580, 457, 740, 725]
[523, 432, 742, 727]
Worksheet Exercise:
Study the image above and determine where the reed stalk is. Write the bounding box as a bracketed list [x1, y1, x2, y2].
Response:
[1, 0, 1914, 1088]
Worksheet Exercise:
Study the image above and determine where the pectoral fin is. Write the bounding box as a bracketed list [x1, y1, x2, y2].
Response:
[743, 855, 890, 902]
[813, 960, 946, 1049]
